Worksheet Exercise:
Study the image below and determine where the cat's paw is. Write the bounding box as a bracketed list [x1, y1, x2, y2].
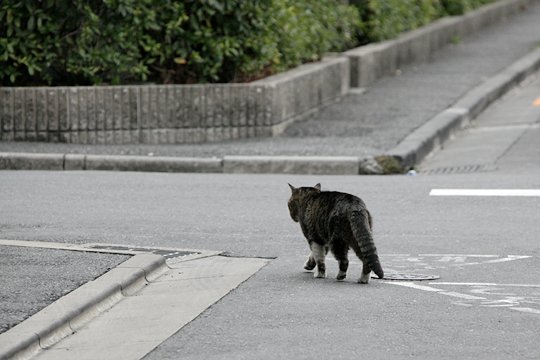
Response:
[304, 256, 316, 271]
[336, 271, 347, 281]
[358, 272, 370, 284]
[314, 271, 326, 279]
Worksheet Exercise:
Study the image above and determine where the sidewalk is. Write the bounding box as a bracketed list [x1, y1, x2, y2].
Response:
[0, 243, 129, 336]
[1, 3, 540, 174]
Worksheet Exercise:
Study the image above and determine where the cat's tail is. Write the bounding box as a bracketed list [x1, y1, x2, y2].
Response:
[349, 210, 384, 279]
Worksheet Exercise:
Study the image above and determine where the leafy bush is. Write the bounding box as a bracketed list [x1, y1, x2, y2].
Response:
[0, 0, 282, 85]
[441, 0, 496, 15]
[351, 0, 496, 43]
[270, 0, 361, 73]
[0, 0, 359, 85]
[352, 0, 444, 43]
[0, 0, 497, 86]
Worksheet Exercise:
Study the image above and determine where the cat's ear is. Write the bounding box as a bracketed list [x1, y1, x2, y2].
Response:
[314, 183, 321, 191]
[288, 183, 296, 192]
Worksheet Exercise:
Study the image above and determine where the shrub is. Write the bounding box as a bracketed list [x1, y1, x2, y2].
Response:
[0, 0, 498, 86]
[0, 0, 282, 85]
[270, 0, 361, 73]
[441, 0, 496, 15]
[352, 0, 444, 43]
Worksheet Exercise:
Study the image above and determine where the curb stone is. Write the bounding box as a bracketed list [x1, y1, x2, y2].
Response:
[387, 46, 540, 171]
[0, 254, 167, 360]
[222, 156, 361, 175]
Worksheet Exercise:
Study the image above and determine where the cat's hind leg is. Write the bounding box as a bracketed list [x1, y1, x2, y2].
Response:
[311, 242, 327, 278]
[331, 241, 349, 281]
[359, 260, 371, 284]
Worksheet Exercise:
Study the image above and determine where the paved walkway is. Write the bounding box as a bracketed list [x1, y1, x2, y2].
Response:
[1, 3, 540, 163]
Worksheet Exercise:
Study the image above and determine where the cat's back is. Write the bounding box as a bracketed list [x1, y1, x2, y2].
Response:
[316, 191, 366, 214]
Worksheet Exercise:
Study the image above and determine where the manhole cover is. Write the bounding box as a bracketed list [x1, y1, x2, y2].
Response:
[373, 273, 440, 281]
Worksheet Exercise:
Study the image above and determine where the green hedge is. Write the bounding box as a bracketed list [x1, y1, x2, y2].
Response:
[0, 0, 359, 85]
[352, 0, 496, 43]
[441, 0, 497, 15]
[0, 0, 496, 86]
[0, 0, 280, 85]
[353, 0, 444, 43]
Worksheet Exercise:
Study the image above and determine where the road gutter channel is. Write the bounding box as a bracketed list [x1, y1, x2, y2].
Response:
[0, 240, 265, 360]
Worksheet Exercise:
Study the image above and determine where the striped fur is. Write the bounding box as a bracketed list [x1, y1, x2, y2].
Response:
[288, 183, 384, 283]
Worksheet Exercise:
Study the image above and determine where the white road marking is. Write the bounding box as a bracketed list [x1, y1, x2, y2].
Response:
[481, 255, 532, 264]
[419, 254, 498, 257]
[385, 281, 486, 300]
[384, 281, 443, 292]
[432, 282, 540, 288]
[430, 189, 540, 197]
[379, 254, 531, 272]
[438, 291, 486, 301]
[444, 255, 532, 268]
[511, 307, 540, 314]
[386, 281, 540, 314]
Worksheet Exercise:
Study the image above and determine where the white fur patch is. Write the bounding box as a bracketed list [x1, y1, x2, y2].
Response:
[358, 272, 371, 284]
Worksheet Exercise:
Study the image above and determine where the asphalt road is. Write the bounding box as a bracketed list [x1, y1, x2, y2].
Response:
[2, 73, 540, 359]
[0, 246, 128, 334]
[1, 153, 539, 358]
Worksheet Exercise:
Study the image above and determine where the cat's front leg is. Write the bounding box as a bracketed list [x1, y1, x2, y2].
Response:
[311, 243, 327, 278]
[303, 241, 316, 271]
[304, 254, 316, 271]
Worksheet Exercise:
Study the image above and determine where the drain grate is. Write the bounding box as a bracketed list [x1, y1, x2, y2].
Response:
[88, 245, 199, 259]
[373, 273, 440, 281]
[423, 164, 496, 175]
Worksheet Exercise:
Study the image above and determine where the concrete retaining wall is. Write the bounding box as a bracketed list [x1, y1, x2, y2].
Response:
[0, 57, 348, 144]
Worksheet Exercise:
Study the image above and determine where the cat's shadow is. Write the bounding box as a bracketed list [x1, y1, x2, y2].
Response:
[300, 270, 373, 286]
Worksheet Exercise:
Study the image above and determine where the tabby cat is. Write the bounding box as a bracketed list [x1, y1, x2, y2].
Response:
[287, 183, 384, 283]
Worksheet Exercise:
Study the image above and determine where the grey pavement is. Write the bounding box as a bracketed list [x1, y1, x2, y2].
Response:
[0, 245, 129, 334]
[421, 70, 540, 174]
[1, 2, 540, 170]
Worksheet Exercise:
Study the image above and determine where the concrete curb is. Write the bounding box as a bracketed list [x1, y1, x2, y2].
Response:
[0, 254, 167, 360]
[0, 152, 223, 173]
[345, 0, 540, 88]
[387, 46, 540, 170]
[222, 156, 361, 175]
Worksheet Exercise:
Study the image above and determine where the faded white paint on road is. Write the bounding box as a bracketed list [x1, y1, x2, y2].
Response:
[430, 189, 540, 196]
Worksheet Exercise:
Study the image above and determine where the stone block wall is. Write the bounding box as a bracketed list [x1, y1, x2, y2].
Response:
[0, 57, 348, 144]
